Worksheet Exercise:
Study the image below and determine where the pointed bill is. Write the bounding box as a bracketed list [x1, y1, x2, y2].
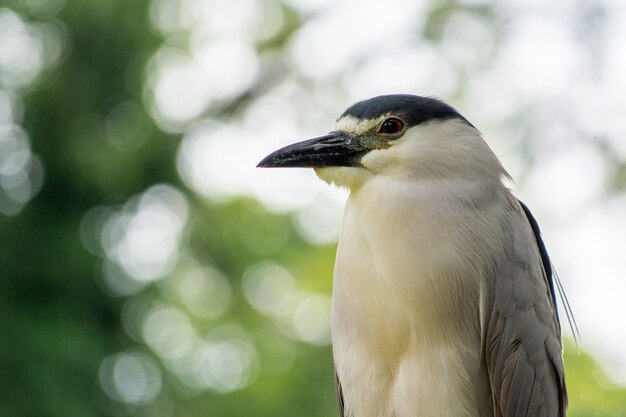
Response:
[257, 132, 367, 168]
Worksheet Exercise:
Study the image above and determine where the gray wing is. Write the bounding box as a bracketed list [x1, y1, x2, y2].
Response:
[335, 372, 346, 417]
[484, 199, 567, 417]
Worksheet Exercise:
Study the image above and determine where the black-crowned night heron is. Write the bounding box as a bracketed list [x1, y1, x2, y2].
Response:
[258, 95, 567, 417]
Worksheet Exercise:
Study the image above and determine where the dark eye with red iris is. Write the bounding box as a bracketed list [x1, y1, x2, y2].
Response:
[379, 118, 405, 135]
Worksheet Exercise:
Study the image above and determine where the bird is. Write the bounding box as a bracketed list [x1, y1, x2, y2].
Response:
[257, 94, 567, 417]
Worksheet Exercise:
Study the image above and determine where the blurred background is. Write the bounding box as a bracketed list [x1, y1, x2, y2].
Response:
[1, 0, 625, 416]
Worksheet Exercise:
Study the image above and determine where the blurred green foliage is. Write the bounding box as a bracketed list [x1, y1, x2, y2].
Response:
[0, 0, 625, 416]
[564, 342, 626, 417]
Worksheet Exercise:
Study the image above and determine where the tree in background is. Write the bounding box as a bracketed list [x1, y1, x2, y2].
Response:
[1, 0, 625, 416]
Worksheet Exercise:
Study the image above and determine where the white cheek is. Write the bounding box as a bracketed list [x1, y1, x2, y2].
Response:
[359, 125, 432, 175]
[360, 140, 409, 174]
[360, 149, 393, 174]
[315, 167, 372, 189]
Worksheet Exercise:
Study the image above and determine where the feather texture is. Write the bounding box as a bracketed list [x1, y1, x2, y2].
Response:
[483, 200, 567, 417]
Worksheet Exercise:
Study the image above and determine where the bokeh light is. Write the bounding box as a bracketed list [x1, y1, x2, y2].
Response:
[0, 7, 62, 215]
[99, 350, 163, 405]
[99, 184, 189, 294]
[243, 261, 298, 317]
[0, 123, 43, 215]
[243, 262, 332, 346]
[190, 324, 259, 393]
[289, 292, 331, 346]
[163, 259, 233, 320]
[142, 305, 196, 360]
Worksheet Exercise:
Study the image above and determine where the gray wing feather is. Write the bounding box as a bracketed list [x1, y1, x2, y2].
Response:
[335, 372, 345, 417]
[485, 199, 567, 417]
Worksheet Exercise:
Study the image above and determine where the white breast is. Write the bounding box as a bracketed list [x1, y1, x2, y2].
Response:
[331, 176, 500, 417]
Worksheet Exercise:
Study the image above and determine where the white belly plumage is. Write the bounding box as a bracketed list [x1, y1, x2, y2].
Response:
[331, 179, 495, 417]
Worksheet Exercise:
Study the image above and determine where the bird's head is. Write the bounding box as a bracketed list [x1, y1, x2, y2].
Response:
[258, 95, 508, 189]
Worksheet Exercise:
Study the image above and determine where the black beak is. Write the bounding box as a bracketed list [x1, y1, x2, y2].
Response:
[257, 131, 367, 168]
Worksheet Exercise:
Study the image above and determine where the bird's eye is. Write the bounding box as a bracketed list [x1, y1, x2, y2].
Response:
[379, 118, 405, 135]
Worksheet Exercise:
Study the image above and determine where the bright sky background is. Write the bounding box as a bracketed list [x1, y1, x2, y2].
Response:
[144, 0, 626, 382]
[2, 0, 626, 394]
